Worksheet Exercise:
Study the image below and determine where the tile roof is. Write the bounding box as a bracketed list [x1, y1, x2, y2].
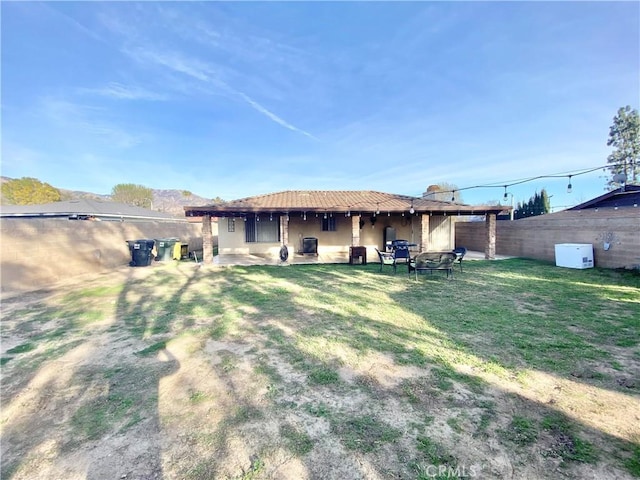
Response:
[223, 190, 414, 210]
[184, 190, 508, 216]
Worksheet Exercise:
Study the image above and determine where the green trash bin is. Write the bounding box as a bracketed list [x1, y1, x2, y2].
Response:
[154, 238, 179, 261]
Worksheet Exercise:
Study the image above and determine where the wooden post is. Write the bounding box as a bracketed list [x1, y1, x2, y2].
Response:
[420, 213, 430, 252]
[485, 213, 496, 260]
[202, 214, 214, 264]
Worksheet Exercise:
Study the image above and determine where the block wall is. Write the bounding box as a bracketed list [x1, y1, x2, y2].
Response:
[0, 218, 207, 293]
[455, 207, 640, 269]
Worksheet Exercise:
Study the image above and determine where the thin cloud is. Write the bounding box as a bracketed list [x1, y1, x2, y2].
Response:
[81, 82, 167, 101]
[124, 46, 317, 140]
[124, 47, 213, 83]
[40, 97, 143, 149]
[234, 91, 318, 140]
[41, 3, 108, 45]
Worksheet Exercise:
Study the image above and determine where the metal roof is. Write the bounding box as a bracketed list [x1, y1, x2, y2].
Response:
[1, 198, 182, 221]
[568, 185, 640, 210]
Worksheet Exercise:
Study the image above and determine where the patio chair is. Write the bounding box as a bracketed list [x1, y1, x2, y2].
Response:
[375, 247, 409, 273]
[452, 247, 467, 272]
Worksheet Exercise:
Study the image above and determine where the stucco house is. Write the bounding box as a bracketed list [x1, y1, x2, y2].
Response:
[185, 190, 508, 264]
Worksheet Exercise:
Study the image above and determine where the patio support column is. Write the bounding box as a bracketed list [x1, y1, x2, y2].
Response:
[420, 214, 430, 252]
[280, 214, 289, 247]
[351, 215, 361, 246]
[202, 214, 214, 264]
[485, 213, 496, 260]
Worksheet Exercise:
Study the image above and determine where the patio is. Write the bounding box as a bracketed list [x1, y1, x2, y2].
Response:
[211, 250, 513, 267]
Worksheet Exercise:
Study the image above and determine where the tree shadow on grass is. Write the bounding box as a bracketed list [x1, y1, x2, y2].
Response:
[2, 260, 638, 478]
[212, 261, 639, 478]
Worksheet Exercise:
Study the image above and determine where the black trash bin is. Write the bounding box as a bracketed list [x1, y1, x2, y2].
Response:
[154, 238, 179, 261]
[127, 239, 155, 267]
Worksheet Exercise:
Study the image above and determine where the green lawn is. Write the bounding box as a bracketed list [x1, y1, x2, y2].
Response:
[1, 258, 639, 479]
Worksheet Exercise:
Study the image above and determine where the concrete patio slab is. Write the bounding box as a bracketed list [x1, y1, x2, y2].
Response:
[210, 250, 513, 267]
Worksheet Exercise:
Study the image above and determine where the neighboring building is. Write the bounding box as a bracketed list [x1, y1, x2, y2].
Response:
[568, 184, 640, 210]
[185, 190, 508, 263]
[0, 198, 184, 222]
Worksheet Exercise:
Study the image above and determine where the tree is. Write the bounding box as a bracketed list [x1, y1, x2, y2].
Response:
[111, 183, 153, 208]
[211, 196, 226, 204]
[423, 183, 463, 203]
[606, 105, 640, 188]
[1, 177, 61, 205]
[513, 189, 551, 219]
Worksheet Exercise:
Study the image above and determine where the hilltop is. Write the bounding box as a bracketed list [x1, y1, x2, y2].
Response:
[1, 177, 214, 217]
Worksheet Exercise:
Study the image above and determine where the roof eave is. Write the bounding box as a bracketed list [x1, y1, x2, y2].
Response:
[184, 205, 510, 217]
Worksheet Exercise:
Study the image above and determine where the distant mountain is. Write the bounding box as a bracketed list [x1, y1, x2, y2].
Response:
[59, 188, 111, 202]
[150, 189, 212, 217]
[1, 177, 213, 217]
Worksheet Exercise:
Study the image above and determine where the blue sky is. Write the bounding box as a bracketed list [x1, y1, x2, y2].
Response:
[2, 1, 638, 210]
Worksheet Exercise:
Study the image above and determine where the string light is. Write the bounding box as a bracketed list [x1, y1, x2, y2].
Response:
[567, 175, 573, 193]
[427, 162, 623, 200]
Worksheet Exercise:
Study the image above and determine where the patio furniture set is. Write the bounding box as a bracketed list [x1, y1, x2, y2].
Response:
[375, 240, 466, 280]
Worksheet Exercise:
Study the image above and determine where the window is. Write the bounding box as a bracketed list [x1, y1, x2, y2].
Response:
[322, 217, 337, 231]
[245, 215, 280, 243]
[228, 218, 235, 232]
